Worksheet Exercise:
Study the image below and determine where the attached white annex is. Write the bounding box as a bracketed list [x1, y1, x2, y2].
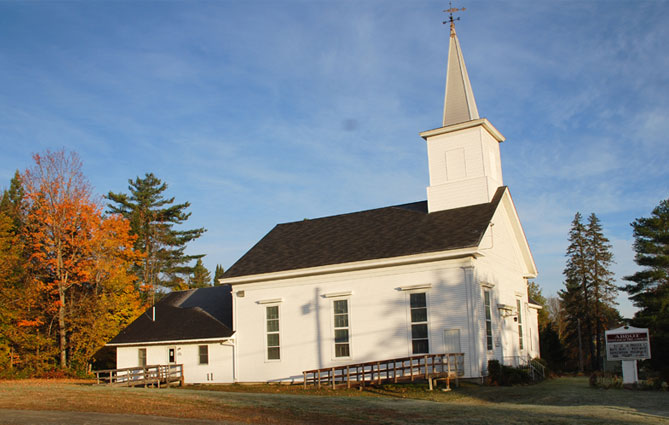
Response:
[219, 22, 540, 383]
[108, 286, 235, 384]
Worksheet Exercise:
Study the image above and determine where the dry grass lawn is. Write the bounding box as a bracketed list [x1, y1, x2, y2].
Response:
[0, 377, 667, 424]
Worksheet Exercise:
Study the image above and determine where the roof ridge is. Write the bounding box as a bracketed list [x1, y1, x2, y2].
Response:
[190, 306, 232, 330]
[276, 201, 428, 226]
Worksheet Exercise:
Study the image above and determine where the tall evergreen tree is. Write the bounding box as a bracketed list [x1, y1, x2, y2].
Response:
[560, 212, 621, 371]
[623, 197, 669, 373]
[560, 212, 596, 371]
[527, 281, 549, 329]
[190, 259, 212, 288]
[107, 173, 206, 295]
[585, 213, 618, 368]
[529, 281, 566, 372]
[213, 264, 225, 286]
[0, 171, 25, 230]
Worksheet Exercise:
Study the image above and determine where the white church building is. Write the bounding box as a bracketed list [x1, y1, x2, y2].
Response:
[109, 21, 540, 384]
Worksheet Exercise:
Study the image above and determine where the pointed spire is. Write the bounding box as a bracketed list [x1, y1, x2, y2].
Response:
[442, 19, 479, 127]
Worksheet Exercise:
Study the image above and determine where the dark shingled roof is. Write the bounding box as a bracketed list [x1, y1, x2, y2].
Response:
[224, 187, 506, 279]
[109, 285, 233, 345]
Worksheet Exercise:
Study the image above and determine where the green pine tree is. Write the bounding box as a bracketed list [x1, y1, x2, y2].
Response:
[560, 212, 596, 371]
[527, 281, 549, 329]
[0, 171, 25, 231]
[190, 259, 212, 288]
[623, 197, 669, 373]
[585, 213, 619, 367]
[213, 264, 225, 286]
[106, 173, 206, 295]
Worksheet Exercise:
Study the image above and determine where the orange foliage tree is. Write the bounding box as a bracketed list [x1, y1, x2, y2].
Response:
[21, 150, 142, 371]
[67, 214, 144, 369]
[0, 176, 54, 373]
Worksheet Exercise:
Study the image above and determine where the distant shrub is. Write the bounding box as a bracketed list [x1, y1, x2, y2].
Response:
[487, 360, 532, 386]
[589, 371, 622, 389]
[487, 360, 502, 385]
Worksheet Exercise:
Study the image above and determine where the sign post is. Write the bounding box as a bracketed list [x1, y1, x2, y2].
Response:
[605, 326, 651, 385]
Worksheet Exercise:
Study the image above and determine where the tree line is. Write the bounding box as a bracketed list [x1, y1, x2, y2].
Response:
[0, 149, 224, 375]
[533, 200, 668, 380]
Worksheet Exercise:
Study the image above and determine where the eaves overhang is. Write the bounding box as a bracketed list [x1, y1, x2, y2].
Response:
[220, 247, 484, 286]
[106, 334, 235, 348]
[419, 118, 505, 143]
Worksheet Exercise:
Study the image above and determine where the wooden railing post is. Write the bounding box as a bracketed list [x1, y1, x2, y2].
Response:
[424, 355, 428, 379]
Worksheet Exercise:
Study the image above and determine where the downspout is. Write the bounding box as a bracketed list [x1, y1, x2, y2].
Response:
[232, 289, 239, 383]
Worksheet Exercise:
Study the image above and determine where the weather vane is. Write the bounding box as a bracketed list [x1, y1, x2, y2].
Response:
[443, 2, 466, 34]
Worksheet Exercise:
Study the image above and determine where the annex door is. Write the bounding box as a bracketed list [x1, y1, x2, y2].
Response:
[443, 329, 464, 375]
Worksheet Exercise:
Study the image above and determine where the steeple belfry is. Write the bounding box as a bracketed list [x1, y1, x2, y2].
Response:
[443, 24, 479, 126]
[419, 7, 506, 213]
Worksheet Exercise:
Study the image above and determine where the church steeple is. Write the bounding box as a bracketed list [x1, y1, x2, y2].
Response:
[442, 24, 479, 126]
[419, 9, 505, 213]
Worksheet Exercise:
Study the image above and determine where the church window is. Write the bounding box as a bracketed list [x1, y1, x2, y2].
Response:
[266, 305, 280, 360]
[199, 345, 209, 365]
[410, 293, 429, 354]
[333, 299, 350, 357]
[138, 348, 147, 367]
[484, 290, 493, 351]
[517, 299, 524, 350]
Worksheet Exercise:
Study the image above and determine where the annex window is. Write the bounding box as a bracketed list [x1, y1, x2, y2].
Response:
[333, 299, 350, 358]
[484, 290, 493, 351]
[410, 292, 429, 354]
[199, 345, 209, 365]
[517, 299, 524, 350]
[266, 305, 280, 360]
[138, 348, 147, 367]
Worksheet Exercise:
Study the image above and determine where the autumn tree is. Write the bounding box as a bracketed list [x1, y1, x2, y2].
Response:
[21, 151, 101, 368]
[67, 214, 143, 369]
[0, 175, 54, 373]
[623, 197, 669, 373]
[0, 211, 24, 370]
[21, 150, 143, 371]
[106, 173, 206, 296]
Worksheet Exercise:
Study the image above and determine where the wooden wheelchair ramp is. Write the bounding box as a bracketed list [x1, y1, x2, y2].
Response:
[94, 364, 184, 388]
[303, 353, 464, 390]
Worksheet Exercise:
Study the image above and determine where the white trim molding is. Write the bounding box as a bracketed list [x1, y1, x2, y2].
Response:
[107, 336, 234, 347]
[398, 283, 432, 291]
[322, 291, 353, 298]
[257, 298, 283, 304]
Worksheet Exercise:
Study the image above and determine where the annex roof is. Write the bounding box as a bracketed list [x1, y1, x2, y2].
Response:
[108, 285, 233, 346]
[223, 186, 506, 279]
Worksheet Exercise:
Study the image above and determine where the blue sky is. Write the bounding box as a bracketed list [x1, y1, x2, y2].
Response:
[1, 1, 667, 318]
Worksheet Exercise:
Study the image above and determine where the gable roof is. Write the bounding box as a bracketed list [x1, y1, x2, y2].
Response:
[223, 187, 506, 279]
[108, 285, 233, 346]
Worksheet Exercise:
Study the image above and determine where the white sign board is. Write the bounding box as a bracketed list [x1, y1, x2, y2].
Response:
[605, 326, 651, 361]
